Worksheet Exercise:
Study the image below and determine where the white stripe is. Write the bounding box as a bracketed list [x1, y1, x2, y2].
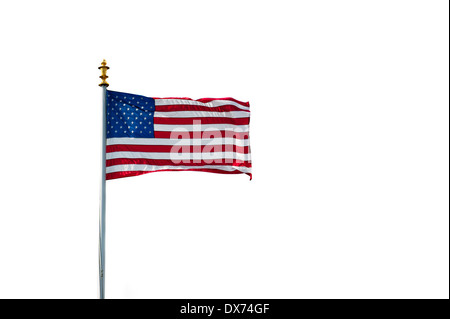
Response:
[154, 124, 249, 132]
[106, 164, 251, 174]
[106, 151, 251, 161]
[107, 137, 250, 147]
[154, 111, 250, 118]
[155, 99, 250, 111]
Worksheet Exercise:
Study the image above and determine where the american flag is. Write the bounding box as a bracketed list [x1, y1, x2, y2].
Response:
[105, 90, 252, 180]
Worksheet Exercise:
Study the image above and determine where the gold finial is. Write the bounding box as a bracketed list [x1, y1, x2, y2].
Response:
[98, 59, 110, 87]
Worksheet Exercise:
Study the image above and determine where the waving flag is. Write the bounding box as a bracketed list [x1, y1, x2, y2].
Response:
[105, 90, 252, 180]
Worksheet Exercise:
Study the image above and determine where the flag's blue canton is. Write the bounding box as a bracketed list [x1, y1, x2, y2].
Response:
[106, 90, 155, 139]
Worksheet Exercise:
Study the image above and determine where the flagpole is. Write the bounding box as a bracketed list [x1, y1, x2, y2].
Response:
[98, 59, 109, 299]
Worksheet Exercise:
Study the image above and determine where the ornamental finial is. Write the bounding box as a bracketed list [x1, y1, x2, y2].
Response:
[98, 59, 110, 87]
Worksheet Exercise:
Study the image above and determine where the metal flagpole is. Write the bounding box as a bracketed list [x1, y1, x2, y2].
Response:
[98, 59, 109, 299]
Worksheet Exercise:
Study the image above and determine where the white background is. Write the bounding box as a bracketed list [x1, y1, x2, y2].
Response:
[0, 0, 448, 299]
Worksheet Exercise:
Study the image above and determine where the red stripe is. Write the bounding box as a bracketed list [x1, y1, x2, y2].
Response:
[106, 158, 251, 167]
[154, 130, 249, 139]
[107, 144, 249, 154]
[154, 97, 249, 107]
[106, 169, 252, 180]
[153, 117, 249, 125]
[156, 104, 249, 113]
[196, 98, 249, 107]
